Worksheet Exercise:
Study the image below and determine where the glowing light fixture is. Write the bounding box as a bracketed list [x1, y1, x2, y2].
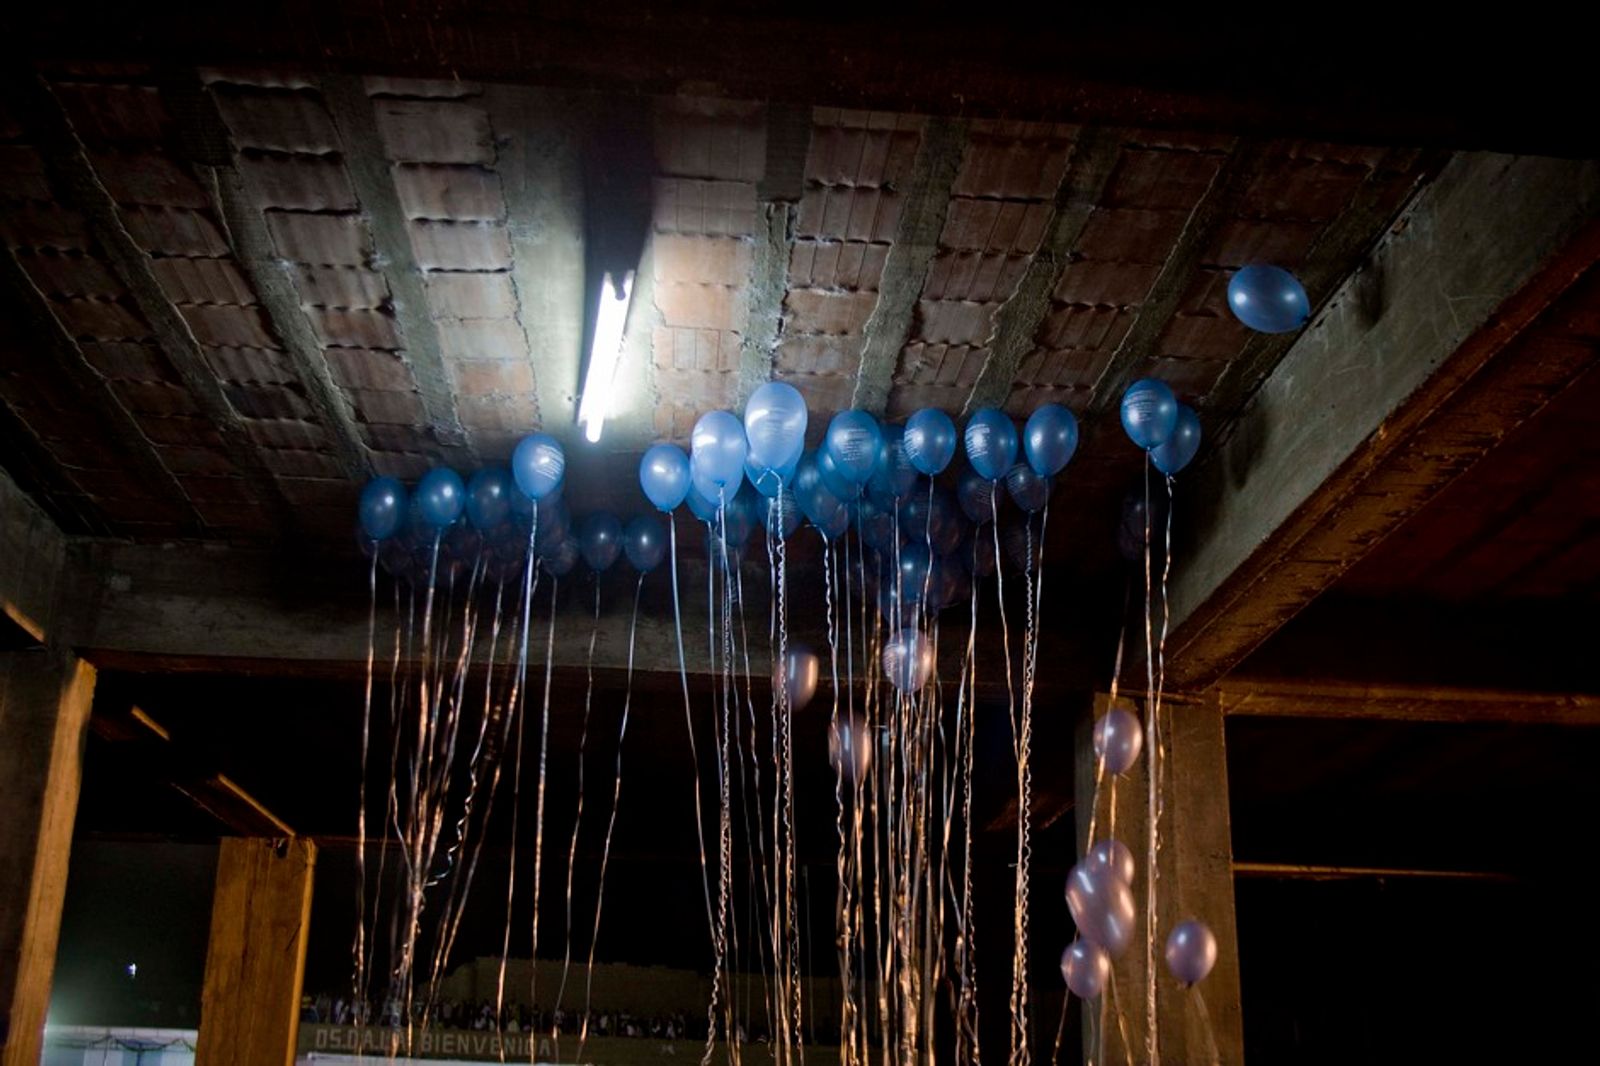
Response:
[577, 269, 634, 443]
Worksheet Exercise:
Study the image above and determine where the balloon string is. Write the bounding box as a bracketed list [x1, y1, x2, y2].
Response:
[528, 575, 559, 1059]
[429, 576, 513, 1013]
[579, 572, 645, 1065]
[1190, 986, 1222, 1066]
[1141, 460, 1160, 1066]
[824, 539, 855, 1066]
[494, 533, 540, 1061]
[553, 576, 602, 1056]
[957, 534, 981, 1066]
[355, 548, 377, 1049]
[669, 518, 717, 943]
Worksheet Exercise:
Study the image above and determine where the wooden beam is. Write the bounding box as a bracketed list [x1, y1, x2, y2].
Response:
[7, 74, 298, 531]
[0, 468, 65, 645]
[155, 71, 374, 483]
[0, 649, 96, 1066]
[90, 703, 297, 836]
[962, 126, 1124, 414]
[1166, 153, 1600, 689]
[196, 837, 316, 1066]
[0, 249, 203, 534]
[1218, 678, 1600, 726]
[851, 118, 966, 415]
[1074, 693, 1243, 1065]
[322, 74, 477, 467]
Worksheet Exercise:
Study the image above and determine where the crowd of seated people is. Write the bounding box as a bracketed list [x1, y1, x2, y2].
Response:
[301, 993, 707, 1041]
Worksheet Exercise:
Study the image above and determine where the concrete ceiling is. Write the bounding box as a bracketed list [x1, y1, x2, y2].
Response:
[0, 62, 1435, 592]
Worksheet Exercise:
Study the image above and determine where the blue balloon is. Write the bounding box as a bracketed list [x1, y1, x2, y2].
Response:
[956, 469, 997, 525]
[623, 515, 666, 572]
[868, 424, 918, 502]
[816, 446, 861, 502]
[762, 489, 802, 540]
[511, 433, 565, 501]
[825, 410, 883, 486]
[856, 497, 900, 554]
[793, 451, 840, 524]
[900, 486, 962, 555]
[534, 494, 570, 543]
[1151, 404, 1202, 476]
[358, 476, 407, 540]
[465, 467, 514, 531]
[416, 468, 466, 529]
[1120, 378, 1178, 450]
[743, 381, 808, 474]
[812, 501, 850, 541]
[893, 542, 934, 606]
[639, 443, 691, 512]
[541, 535, 580, 576]
[690, 410, 747, 488]
[904, 408, 957, 476]
[963, 408, 1018, 481]
[577, 512, 623, 571]
[686, 475, 722, 524]
[721, 486, 757, 548]
[1005, 463, 1051, 513]
[1024, 404, 1079, 477]
[745, 450, 798, 498]
[1227, 263, 1310, 334]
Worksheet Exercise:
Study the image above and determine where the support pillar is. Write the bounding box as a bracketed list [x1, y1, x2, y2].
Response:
[1075, 692, 1244, 1064]
[196, 837, 316, 1066]
[0, 649, 95, 1065]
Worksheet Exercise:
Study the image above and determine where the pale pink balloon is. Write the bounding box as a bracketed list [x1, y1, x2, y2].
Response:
[1165, 918, 1218, 986]
[1060, 939, 1111, 1000]
[1092, 704, 1143, 775]
[1087, 838, 1135, 886]
[1064, 860, 1136, 957]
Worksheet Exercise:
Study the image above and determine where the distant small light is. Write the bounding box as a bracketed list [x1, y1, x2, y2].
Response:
[126, 962, 137, 979]
[577, 270, 635, 445]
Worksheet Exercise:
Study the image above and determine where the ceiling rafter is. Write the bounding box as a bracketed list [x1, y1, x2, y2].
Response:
[1081, 137, 1269, 425]
[851, 117, 967, 415]
[7, 73, 298, 533]
[156, 69, 375, 484]
[737, 103, 811, 407]
[0, 246, 205, 534]
[321, 73, 478, 469]
[962, 125, 1125, 414]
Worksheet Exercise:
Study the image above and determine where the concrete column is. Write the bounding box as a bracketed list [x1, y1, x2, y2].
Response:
[196, 837, 316, 1066]
[1074, 692, 1244, 1065]
[0, 649, 96, 1066]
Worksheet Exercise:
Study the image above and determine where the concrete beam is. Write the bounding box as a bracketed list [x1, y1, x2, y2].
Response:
[1217, 678, 1600, 726]
[0, 468, 65, 645]
[852, 118, 966, 415]
[963, 127, 1123, 414]
[486, 84, 587, 443]
[322, 74, 477, 468]
[1166, 152, 1600, 689]
[737, 104, 810, 408]
[8, 74, 297, 532]
[0, 249, 203, 535]
[18, 7, 1600, 156]
[157, 71, 374, 483]
[0, 649, 96, 1065]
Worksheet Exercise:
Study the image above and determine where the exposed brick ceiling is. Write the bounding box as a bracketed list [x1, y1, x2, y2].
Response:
[0, 64, 1435, 578]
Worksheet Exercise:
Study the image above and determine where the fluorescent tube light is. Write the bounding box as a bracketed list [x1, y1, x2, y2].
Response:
[577, 269, 634, 444]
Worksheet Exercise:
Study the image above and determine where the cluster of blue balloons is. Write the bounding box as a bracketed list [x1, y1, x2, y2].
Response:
[640, 382, 1081, 535]
[356, 433, 669, 583]
[635, 384, 1082, 617]
[1118, 378, 1202, 476]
